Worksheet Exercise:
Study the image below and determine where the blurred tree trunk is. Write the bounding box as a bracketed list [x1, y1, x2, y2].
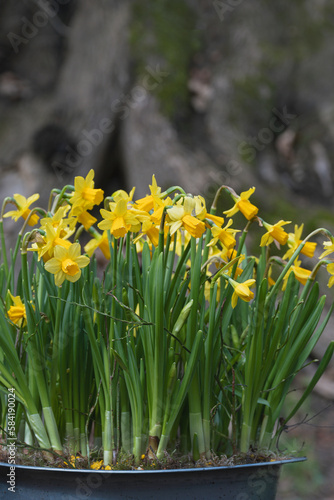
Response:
[0, 0, 131, 202]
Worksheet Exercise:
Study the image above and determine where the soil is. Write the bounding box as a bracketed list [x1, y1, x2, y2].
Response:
[0, 445, 286, 472]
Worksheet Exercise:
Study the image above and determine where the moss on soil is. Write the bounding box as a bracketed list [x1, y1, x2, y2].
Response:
[0, 443, 288, 471]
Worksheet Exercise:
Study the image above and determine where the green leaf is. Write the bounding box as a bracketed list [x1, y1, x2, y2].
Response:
[281, 341, 334, 426]
[111, 348, 129, 373]
[257, 397, 271, 408]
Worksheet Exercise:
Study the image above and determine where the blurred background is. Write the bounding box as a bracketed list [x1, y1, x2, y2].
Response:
[1, 1, 334, 497]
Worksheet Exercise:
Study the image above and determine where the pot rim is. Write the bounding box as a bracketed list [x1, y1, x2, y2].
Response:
[0, 456, 306, 474]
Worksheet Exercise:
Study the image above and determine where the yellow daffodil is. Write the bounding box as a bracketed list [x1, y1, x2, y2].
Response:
[283, 224, 317, 260]
[326, 263, 334, 288]
[192, 195, 207, 221]
[44, 243, 90, 286]
[223, 187, 258, 221]
[260, 220, 291, 247]
[133, 196, 171, 247]
[207, 219, 238, 250]
[30, 238, 51, 262]
[84, 231, 110, 259]
[150, 196, 173, 226]
[134, 222, 161, 248]
[77, 210, 97, 230]
[40, 206, 76, 234]
[112, 187, 135, 203]
[30, 221, 72, 262]
[7, 292, 27, 327]
[291, 264, 311, 285]
[195, 197, 226, 227]
[98, 200, 145, 238]
[167, 197, 206, 238]
[90, 460, 103, 470]
[3, 193, 40, 226]
[68, 171, 102, 230]
[282, 259, 312, 290]
[134, 175, 162, 212]
[319, 240, 334, 259]
[229, 278, 256, 308]
[70, 169, 104, 215]
[205, 213, 226, 226]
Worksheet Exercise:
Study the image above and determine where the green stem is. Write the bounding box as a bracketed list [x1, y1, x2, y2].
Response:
[103, 410, 113, 465]
[202, 283, 218, 457]
[0, 220, 9, 277]
[150, 252, 164, 442]
[5, 234, 22, 292]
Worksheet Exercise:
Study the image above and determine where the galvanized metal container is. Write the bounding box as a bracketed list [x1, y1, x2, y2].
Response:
[0, 457, 306, 499]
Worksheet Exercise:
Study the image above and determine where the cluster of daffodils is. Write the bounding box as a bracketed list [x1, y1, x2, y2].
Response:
[2, 171, 334, 321]
[1, 169, 334, 465]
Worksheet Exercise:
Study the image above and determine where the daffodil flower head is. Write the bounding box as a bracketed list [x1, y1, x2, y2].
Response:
[283, 224, 317, 260]
[326, 262, 334, 288]
[3, 193, 40, 226]
[133, 220, 161, 248]
[84, 230, 110, 259]
[229, 277, 256, 308]
[282, 259, 312, 290]
[207, 219, 238, 250]
[70, 169, 104, 215]
[7, 292, 27, 327]
[98, 199, 143, 238]
[205, 213, 225, 227]
[150, 196, 173, 225]
[319, 239, 334, 260]
[77, 210, 97, 230]
[223, 187, 259, 221]
[44, 243, 90, 286]
[112, 187, 136, 204]
[167, 196, 206, 238]
[40, 206, 76, 234]
[193, 195, 207, 220]
[134, 175, 162, 212]
[260, 219, 291, 247]
[31, 220, 72, 261]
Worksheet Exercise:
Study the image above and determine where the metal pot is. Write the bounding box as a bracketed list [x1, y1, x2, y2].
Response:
[0, 457, 306, 499]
